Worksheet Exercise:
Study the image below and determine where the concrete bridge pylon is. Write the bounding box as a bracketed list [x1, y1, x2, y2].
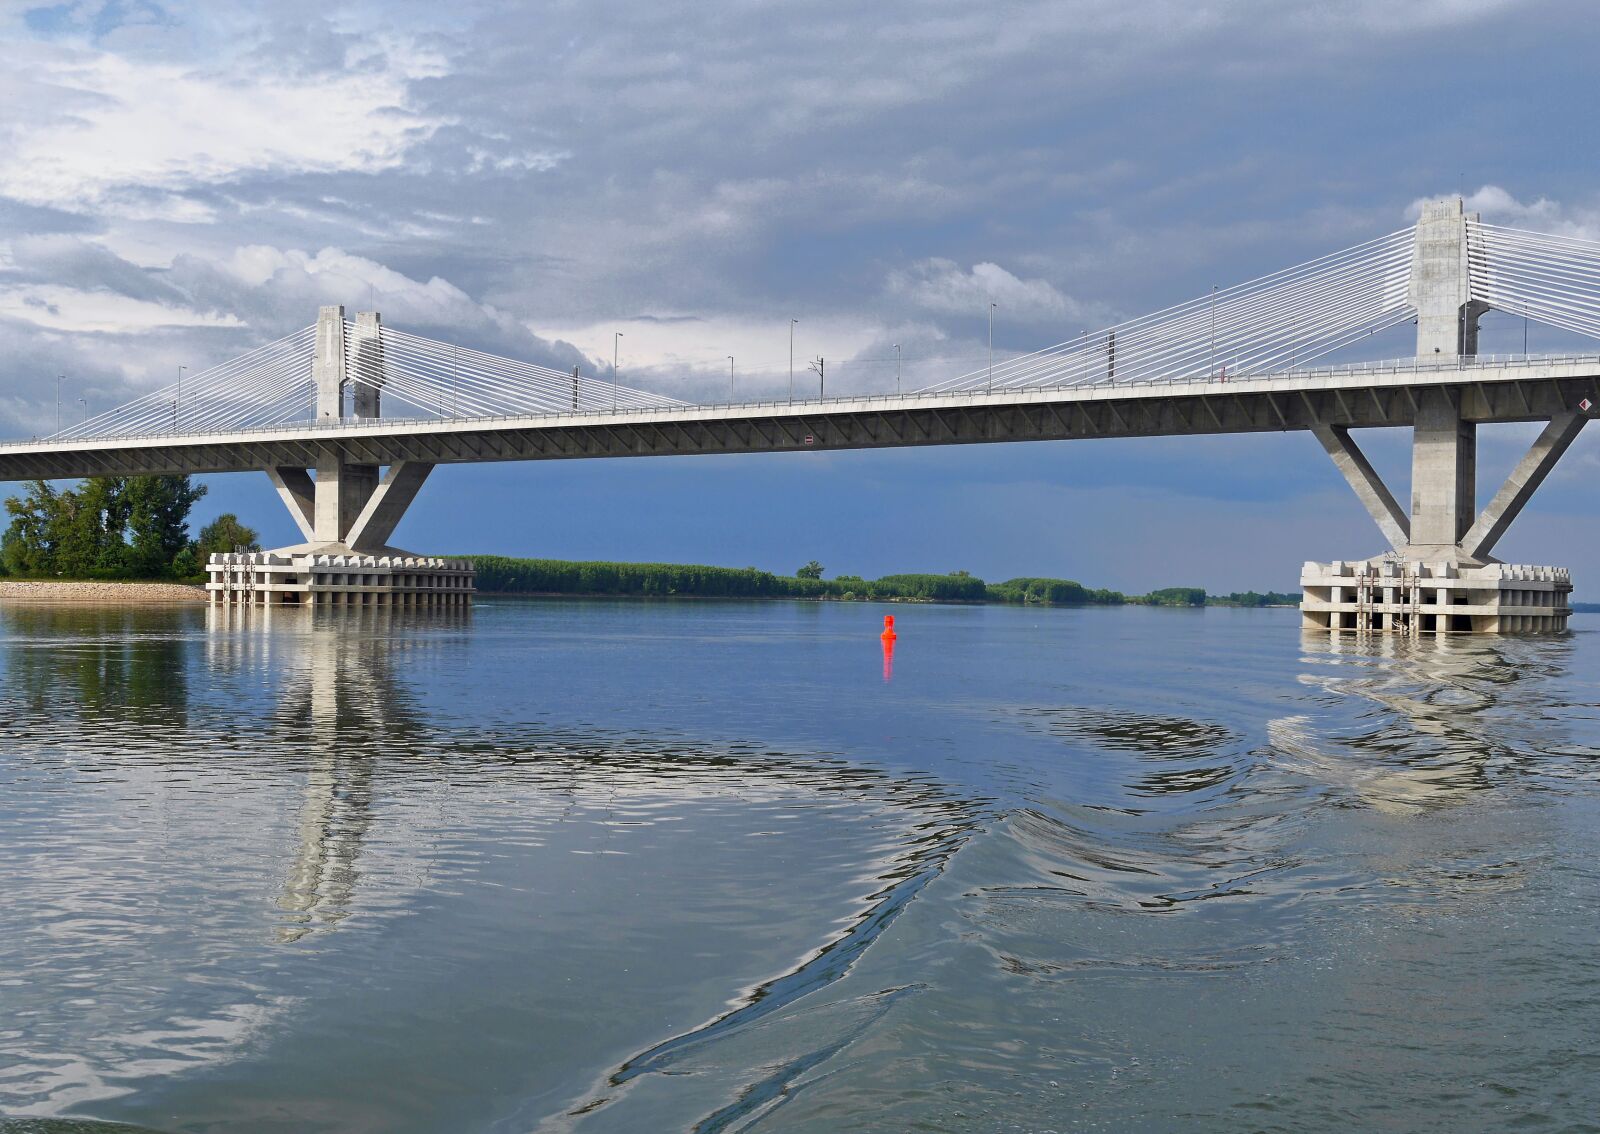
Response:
[1300, 197, 1585, 633]
[207, 305, 472, 609]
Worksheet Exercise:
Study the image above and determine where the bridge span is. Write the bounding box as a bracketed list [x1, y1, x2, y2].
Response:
[1, 353, 1595, 479]
[1, 196, 1596, 628]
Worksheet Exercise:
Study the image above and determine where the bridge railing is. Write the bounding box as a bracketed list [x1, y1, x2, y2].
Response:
[6, 351, 1599, 450]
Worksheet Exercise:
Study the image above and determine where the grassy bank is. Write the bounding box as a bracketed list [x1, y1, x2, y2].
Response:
[465, 556, 1297, 608]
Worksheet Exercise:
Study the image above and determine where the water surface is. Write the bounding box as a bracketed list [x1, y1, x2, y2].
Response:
[1, 600, 1598, 1132]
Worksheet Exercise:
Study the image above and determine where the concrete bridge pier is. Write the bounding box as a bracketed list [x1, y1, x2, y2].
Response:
[207, 306, 474, 608]
[1301, 198, 1583, 634]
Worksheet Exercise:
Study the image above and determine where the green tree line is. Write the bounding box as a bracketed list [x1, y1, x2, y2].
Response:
[467, 557, 992, 602]
[1, 476, 258, 582]
[468, 556, 1292, 607]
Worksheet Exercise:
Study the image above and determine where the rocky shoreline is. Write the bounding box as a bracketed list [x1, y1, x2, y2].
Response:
[0, 580, 208, 603]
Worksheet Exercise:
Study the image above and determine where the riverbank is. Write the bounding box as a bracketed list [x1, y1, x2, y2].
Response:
[0, 580, 208, 603]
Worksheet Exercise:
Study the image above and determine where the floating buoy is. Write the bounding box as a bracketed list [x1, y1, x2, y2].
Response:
[881, 614, 897, 640]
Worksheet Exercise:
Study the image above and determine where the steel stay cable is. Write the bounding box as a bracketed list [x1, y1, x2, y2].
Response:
[937, 242, 1412, 390]
[915, 230, 1413, 392]
[918, 232, 1414, 392]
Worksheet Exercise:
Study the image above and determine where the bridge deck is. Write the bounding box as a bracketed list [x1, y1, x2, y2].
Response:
[3, 354, 1598, 481]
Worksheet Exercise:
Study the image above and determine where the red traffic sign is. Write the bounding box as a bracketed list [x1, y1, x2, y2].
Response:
[1581, 398, 1595, 413]
[804, 434, 815, 445]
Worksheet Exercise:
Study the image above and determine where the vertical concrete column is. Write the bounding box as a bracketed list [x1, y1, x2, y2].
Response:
[314, 306, 347, 421]
[1410, 388, 1476, 553]
[1409, 198, 1489, 358]
[313, 449, 379, 544]
[314, 451, 344, 543]
[351, 311, 383, 419]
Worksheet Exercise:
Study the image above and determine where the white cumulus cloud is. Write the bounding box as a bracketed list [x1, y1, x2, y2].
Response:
[1410, 185, 1600, 241]
[0, 40, 444, 216]
[0, 285, 242, 334]
[886, 259, 1084, 324]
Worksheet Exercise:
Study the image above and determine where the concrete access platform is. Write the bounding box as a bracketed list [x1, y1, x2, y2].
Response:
[1300, 558, 1571, 634]
[207, 549, 474, 608]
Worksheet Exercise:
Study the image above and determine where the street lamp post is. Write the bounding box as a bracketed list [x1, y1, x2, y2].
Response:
[54, 374, 62, 435]
[176, 364, 186, 432]
[789, 318, 798, 402]
[988, 302, 996, 392]
[728, 355, 735, 401]
[1210, 285, 1218, 376]
[77, 397, 86, 424]
[894, 343, 901, 394]
[612, 332, 623, 412]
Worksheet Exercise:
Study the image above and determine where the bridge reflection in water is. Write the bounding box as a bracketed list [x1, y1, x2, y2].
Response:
[0, 602, 986, 1128]
[1281, 628, 1583, 814]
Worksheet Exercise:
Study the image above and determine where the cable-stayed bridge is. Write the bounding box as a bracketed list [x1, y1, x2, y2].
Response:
[1, 197, 1597, 628]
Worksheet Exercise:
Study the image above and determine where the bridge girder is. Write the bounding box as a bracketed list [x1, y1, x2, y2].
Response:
[1, 373, 1595, 484]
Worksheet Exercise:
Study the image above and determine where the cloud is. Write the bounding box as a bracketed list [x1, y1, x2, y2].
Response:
[0, 232, 588, 433]
[886, 259, 1087, 325]
[0, 284, 241, 333]
[169, 242, 590, 370]
[464, 147, 571, 175]
[1452, 185, 1600, 241]
[1406, 186, 1600, 270]
[0, 36, 444, 216]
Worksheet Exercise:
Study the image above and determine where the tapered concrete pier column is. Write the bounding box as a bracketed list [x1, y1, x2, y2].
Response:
[314, 449, 379, 544]
[1409, 389, 1476, 558]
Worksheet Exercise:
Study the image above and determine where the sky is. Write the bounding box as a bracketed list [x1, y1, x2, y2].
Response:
[3, 0, 1600, 592]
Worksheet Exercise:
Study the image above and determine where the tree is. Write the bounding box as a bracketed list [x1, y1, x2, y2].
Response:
[2, 481, 58, 576]
[4, 477, 133, 578]
[195, 513, 260, 561]
[796, 560, 824, 579]
[1, 474, 208, 580]
[55, 476, 132, 577]
[123, 476, 207, 578]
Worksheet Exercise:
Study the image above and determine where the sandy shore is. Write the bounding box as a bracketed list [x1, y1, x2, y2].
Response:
[0, 580, 208, 603]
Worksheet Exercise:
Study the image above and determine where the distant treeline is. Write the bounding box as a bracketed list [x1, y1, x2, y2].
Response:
[1210, 590, 1302, 607]
[466, 556, 1298, 608]
[467, 557, 990, 601]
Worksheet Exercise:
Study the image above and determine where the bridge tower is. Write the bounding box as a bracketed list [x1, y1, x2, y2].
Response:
[207, 305, 474, 608]
[1301, 197, 1584, 633]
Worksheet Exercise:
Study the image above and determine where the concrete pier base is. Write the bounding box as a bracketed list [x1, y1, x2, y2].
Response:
[1300, 558, 1571, 634]
[206, 549, 474, 608]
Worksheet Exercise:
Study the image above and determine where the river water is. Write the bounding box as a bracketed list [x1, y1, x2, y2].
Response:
[0, 599, 1597, 1133]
